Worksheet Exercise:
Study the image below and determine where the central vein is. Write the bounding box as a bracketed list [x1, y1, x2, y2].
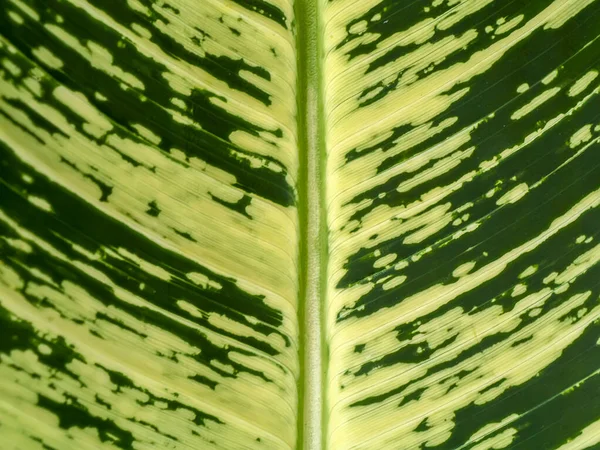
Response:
[295, 0, 327, 448]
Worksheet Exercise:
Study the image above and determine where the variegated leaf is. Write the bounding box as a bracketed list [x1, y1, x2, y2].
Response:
[0, 0, 299, 448]
[2, 0, 600, 449]
[325, 0, 600, 449]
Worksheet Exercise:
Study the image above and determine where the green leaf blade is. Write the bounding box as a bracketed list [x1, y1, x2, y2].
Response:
[0, 0, 299, 448]
[3, 0, 600, 448]
[325, 0, 600, 448]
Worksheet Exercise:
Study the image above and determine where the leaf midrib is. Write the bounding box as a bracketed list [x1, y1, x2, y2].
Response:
[295, 0, 328, 448]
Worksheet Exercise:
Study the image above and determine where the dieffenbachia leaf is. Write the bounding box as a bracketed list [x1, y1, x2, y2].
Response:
[0, 0, 299, 448]
[2, 0, 600, 449]
[325, 0, 600, 449]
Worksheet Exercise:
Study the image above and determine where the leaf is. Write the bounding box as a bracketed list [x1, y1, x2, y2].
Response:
[0, 0, 299, 448]
[325, 0, 600, 449]
[2, 0, 600, 449]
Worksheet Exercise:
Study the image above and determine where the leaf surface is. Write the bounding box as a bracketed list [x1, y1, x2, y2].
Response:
[0, 0, 299, 448]
[2, 0, 600, 449]
[324, 0, 600, 448]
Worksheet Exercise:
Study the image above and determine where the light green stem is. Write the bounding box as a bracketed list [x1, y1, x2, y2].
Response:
[295, 0, 327, 448]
